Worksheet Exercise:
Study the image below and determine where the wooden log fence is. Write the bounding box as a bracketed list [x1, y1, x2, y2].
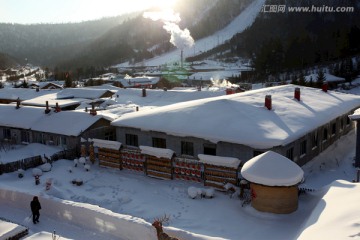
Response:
[0, 149, 76, 175]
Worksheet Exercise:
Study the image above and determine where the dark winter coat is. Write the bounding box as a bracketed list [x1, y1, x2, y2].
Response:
[30, 197, 41, 214]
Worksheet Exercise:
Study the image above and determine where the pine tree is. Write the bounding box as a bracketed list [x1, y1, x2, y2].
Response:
[298, 72, 306, 86]
[64, 72, 72, 88]
[316, 70, 326, 88]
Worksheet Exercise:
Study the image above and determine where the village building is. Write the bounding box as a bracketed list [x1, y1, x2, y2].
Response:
[349, 108, 360, 167]
[241, 151, 304, 214]
[111, 84, 360, 166]
[0, 104, 116, 151]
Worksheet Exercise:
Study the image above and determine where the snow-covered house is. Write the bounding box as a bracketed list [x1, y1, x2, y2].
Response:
[115, 76, 160, 89]
[349, 108, 360, 167]
[31, 81, 63, 90]
[0, 104, 116, 150]
[111, 85, 360, 166]
[241, 151, 304, 214]
[56, 88, 115, 99]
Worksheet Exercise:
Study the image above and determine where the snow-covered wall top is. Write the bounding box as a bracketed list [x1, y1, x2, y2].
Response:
[112, 85, 360, 149]
[349, 108, 360, 120]
[91, 138, 122, 150]
[0, 188, 158, 240]
[140, 146, 175, 159]
[198, 154, 241, 169]
[241, 151, 304, 186]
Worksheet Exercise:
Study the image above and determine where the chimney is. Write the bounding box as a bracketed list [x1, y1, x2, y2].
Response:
[136, 106, 139, 112]
[85, 107, 88, 112]
[294, 87, 300, 101]
[265, 95, 272, 110]
[180, 50, 183, 68]
[322, 82, 328, 92]
[90, 102, 97, 116]
[55, 102, 61, 112]
[36, 87, 39, 92]
[15, 97, 20, 109]
[142, 88, 146, 97]
[44, 101, 51, 114]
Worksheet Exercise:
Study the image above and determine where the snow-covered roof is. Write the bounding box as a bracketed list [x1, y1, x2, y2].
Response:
[112, 85, 360, 149]
[57, 88, 115, 99]
[241, 151, 304, 186]
[21, 92, 83, 108]
[297, 180, 359, 239]
[139, 146, 175, 159]
[349, 108, 360, 120]
[0, 104, 114, 136]
[91, 138, 122, 150]
[0, 88, 59, 101]
[198, 154, 241, 169]
[117, 76, 160, 88]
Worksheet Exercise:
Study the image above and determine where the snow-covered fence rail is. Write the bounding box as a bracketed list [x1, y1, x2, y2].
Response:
[0, 155, 42, 175]
[0, 149, 76, 175]
[49, 149, 77, 162]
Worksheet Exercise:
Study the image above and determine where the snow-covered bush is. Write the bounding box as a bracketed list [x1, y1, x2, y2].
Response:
[79, 157, 86, 165]
[84, 164, 91, 171]
[68, 167, 73, 173]
[17, 169, 25, 178]
[187, 186, 199, 199]
[32, 168, 43, 177]
[73, 158, 79, 167]
[204, 188, 215, 198]
[40, 163, 52, 172]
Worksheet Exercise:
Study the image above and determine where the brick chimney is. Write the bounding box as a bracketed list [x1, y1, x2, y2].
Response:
[90, 103, 97, 116]
[55, 102, 61, 112]
[265, 95, 272, 110]
[322, 82, 328, 92]
[294, 87, 300, 101]
[44, 101, 51, 114]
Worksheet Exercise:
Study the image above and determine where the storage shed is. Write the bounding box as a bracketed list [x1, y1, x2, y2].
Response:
[92, 139, 122, 169]
[140, 146, 175, 180]
[198, 154, 241, 190]
[241, 151, 304, 214]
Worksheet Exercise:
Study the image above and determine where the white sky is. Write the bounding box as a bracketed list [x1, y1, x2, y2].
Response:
[0, 0, 177, 24]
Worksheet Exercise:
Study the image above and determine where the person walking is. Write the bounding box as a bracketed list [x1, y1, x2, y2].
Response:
[30, 196, 41, 224]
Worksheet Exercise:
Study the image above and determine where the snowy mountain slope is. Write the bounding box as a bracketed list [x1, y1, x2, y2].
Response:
[117, 0, 266, 67]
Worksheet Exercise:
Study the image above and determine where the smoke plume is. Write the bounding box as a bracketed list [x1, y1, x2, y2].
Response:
[143, 9, 194, 50]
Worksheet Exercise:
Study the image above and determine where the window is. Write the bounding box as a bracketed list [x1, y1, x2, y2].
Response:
[300, 140, 307, 156]
[323, 128, 328, 141]
[340, 119, 344, 131]
[105, 131, 115, 141]
[126, 134, 138, 147]
[152, 137, 166, 148]
[286, 147, 294, 161]
[312, 132, 318, 149]
[21, 131, 30, 143]
[203, 144, 216, 156]
[331, 123, 336, 136]
[181, 141, 194, 156]
[3, 128, 10, 139]
[346, 116, 350, 126]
